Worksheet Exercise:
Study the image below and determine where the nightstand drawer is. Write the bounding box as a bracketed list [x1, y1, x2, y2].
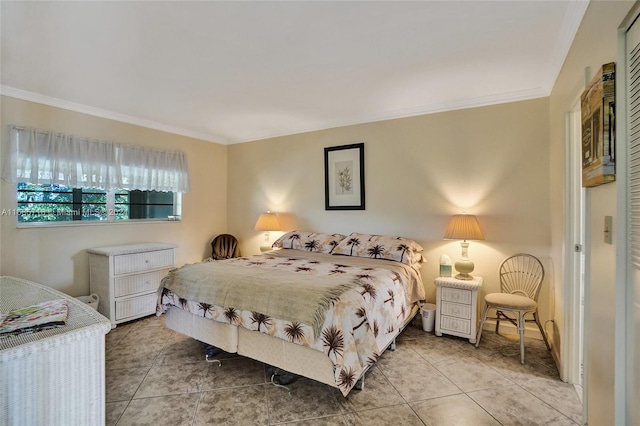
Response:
[114, 249, 175, 275]
[115, 293, 158, 320]
[114, 269, 172, 297]
[441, 301, 471, 319]
[441, 287, 472, 304]
[440, 315, 471, 334]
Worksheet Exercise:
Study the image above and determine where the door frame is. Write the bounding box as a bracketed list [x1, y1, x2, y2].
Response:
[563, 97, 587, 389]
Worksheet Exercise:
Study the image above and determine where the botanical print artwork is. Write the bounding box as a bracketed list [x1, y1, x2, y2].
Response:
[324, 143, 364, 210]
[158, 251, 418, 396]
[335, 160, 353, 195]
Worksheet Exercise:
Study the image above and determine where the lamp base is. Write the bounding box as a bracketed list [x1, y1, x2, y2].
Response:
[454, 272, 474, 280]
[454, 258, 475, 281]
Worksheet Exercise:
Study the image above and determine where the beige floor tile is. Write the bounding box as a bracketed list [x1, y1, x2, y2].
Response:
[156, 334, 207, 365]
[134, 361, 209, 398]
[105, 401, 129, 426]
[380, 358, 462, 402]
[201, 357, 267, 390]
[280, 416, 349, 426]
[410, 393, 501, 426]
[338, 366, 405, 412]
[520, 377, 583, 424]
[117, 393, 200, 426]
[343, 404, 424, 426]
[194, 385, 269, 425]
[433, 355, 514, 393]
[104, 313, 581, 426]
[105, 342, 163, 370]
[375, 338, 426, 368]
[266, 378, 344, 424]
[106, 366, 150, 402]
[468, 384, 578, 425]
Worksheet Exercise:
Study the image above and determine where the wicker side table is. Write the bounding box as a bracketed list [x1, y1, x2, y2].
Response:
[434, 276, 483, 343]
[0, 276, 111, 426]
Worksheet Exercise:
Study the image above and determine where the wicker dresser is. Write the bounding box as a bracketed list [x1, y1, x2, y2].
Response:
[88, 243, 177, 327]
[0, 276, 111, 426]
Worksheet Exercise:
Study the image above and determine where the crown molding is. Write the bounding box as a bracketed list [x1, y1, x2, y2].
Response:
[0, 86, 229, 145]
[540, 0, 590, 92]
[234, 86, 549, 144]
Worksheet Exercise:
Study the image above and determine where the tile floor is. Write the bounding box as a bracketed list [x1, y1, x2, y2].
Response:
[105, 315, 583, 425]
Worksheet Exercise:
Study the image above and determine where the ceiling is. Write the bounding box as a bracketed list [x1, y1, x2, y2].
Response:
[0, 1, 589, 145]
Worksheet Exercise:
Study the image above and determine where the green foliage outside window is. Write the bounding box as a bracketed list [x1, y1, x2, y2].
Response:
[14, 183, 173, 223]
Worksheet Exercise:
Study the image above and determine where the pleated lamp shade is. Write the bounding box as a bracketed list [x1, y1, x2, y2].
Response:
[254, 212, 281, 231]
[443, 214, 485, 241]
[443, 214, 484, 280]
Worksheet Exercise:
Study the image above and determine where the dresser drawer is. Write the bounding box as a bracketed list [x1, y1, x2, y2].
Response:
[114, 269, 171, 297]
[441, 287, 472, 304]
[115, 293, 158, 321]
[114, 249, 175, 275]
[440, 315, 471, 335]
[440, 301, 471, 319]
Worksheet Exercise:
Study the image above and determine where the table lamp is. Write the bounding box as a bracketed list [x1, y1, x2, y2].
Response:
[254, 211, 281, 252]
[444, 213, 485, 280]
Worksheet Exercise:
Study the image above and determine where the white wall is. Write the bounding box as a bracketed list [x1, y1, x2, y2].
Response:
[548, 1, 635, 424]
[227, 99, 553, 328]
[0, 96, 228, 296]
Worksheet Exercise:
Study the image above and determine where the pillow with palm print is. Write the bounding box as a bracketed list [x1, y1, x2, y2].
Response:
[272, 231, 347, 254]
[332, 232, 424, 266]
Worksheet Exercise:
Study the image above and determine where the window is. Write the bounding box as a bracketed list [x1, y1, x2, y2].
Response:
[15, 183, 179, 223]
[2, 125, 189, 225]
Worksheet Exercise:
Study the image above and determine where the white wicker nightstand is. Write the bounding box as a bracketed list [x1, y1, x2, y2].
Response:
[434, 275, 483, 343]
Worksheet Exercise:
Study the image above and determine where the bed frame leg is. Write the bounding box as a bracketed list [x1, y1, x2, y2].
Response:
[205, 355, 221, 366]
[390, 338, 396, 351]
[269, 374, 292, 396]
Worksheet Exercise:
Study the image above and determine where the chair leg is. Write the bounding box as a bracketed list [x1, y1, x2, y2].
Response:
[495, 311, 501, 335]
[475, 304, 490, 348]
[534, 311, 551, 351]
[518, 311, 525, 364]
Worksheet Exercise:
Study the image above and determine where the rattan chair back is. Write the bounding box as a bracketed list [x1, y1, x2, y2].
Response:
[499, 253, 544, 301]
[211, 234, 240, 260]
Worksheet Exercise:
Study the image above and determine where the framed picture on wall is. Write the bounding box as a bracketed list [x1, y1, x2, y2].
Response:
[580, 62, 616, 187]
[324, 143, 365, 210]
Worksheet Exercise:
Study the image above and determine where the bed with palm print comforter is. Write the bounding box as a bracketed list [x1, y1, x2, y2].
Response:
[157, 247, 425, 396]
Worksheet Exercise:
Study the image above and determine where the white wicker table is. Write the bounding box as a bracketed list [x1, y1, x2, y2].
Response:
[0, 276, 111, 426]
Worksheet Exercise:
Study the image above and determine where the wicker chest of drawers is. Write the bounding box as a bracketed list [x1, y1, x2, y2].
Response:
[434, 276, 483, 343]
[88, 243, 177, 327]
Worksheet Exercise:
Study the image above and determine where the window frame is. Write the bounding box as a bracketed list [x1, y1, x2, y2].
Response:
[10, 184, 182, 228]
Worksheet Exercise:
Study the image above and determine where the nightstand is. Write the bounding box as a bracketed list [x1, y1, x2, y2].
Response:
[434, 275, 483, 343]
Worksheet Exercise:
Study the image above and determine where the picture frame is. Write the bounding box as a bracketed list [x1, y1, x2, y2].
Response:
[324, 143, 365, 210]
[581, 62, 616, 187]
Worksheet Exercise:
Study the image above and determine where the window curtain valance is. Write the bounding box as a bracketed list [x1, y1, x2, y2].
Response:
[1, 125, 190, 193]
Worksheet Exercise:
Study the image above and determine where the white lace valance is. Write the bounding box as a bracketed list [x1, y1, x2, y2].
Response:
[1, 125, 190, 193]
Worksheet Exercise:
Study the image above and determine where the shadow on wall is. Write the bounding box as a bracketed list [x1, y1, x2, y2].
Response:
[71, 249, 90, 297]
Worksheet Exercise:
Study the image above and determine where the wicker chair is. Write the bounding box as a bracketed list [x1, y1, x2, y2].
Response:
[210, 234, 240, 260]
[475, 253, 550, 363]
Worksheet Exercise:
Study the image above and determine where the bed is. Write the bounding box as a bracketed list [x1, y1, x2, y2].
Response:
[156, 231, 426, 396]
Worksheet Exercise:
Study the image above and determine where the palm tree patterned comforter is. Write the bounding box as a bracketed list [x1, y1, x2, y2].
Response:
[157, 249, 425, 396]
